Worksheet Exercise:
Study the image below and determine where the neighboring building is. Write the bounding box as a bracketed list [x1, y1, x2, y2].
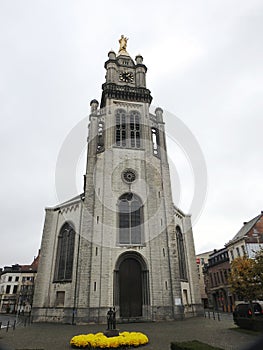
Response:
[0, 253, 39, 313]
[203, 248, 233, 312]
[32, 37, 202, 324]
[226, 212, 263, 262]
[196, 251, 212, 308]
[201, 212, 263, 312]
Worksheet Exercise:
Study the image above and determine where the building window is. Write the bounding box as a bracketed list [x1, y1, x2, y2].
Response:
[13, 285, 18, 294]
[115, 109, 141, 148]
[230, 250, 234, 260]
[217, 272, 220, 284]
[210, 273, 213, 287]
[55, 291, 65, 307]
[220, 270, 224, 284]
[97, 120, 105, 153]
[151, 127, 160, 157]
[118, 193, 143, 245]
[176, 226, 187, 280]
[213, 273, 217, 285]
[183, 289, 189, 306]
[129, 111, 140, 148]
[122, 169, 137, 183]
[6, 285, 11, 294]
[15, 276, 19, 282]
[236, 247, 240, 257]
[116, 109, 127, 146]
[224, 270, 228, 282]
[54, 223, 75, 282]
[8, 276, 12, 282]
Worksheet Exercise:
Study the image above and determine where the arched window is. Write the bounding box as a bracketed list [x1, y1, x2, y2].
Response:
[97, 120, 105, 153]
[115, 109, 141, 148]
[118, 193, 143, 245]
[54, 223, 75, 282]
[176, 226, 188, 280]
[151, 127, 160, 157]
[129, 111, 140, 148]
[115, 109, 127, 146]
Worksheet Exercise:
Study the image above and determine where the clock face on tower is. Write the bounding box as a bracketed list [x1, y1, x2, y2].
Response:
[119, 71, 134, 83]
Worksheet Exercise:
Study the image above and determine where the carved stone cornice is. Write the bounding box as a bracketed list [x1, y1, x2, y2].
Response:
[101, 83, 152, 107]
[113, 101, 142, 109]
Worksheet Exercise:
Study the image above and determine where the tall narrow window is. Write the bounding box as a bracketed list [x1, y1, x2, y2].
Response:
[97, 120, 104, 153]
[115, 109, 126, 146]
[115, 109, 141, 148]
[55, 291, 65, 307]
[54, 223, 75, 282]
[176, 226, 187, 280]
[151, 127, 160, 157]
[129, 111, 141, 148]
[118, 193, 143, 245]
[236, 247, 240, 257]
[183, 289, 189, 305]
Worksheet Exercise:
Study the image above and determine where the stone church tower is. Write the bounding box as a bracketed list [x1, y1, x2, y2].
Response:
[32, 37, 202, 324]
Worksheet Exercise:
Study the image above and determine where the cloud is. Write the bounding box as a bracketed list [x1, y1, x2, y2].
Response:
[0, 0, 262, 265]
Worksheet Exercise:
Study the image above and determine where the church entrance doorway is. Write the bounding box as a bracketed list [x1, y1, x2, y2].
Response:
[119, 258, 142, 317]
[114, 252, 149, 319]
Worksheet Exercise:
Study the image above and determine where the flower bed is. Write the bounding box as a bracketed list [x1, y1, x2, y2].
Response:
[70, 331, 149, 349]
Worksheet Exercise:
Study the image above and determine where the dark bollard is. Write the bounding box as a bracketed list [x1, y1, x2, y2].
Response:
[213, 310, 215, 320]
[0, 321, 2, 330]
[6, 321, 9, 332]
[217, 312, 220, 321]
[208, 310, 210, 319]
[13, 320, 16, 330]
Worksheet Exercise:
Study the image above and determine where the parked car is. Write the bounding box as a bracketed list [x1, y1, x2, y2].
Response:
[233, 303, 263, 325]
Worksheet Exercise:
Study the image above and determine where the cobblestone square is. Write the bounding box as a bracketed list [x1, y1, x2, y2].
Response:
[0, 314, 262, 350]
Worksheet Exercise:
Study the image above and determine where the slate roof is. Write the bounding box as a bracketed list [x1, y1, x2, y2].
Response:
[226, 213, 262, 244]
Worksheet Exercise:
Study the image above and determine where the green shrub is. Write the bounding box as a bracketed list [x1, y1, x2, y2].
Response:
[171, 340, 223, 350]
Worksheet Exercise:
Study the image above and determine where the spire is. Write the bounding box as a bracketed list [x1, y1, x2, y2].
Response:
[117, 35, 130, 56]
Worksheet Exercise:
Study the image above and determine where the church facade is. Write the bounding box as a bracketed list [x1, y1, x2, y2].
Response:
[32, 38, 202, 324]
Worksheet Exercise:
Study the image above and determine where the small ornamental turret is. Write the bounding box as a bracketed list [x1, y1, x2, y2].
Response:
[90, 99, 99, 114]
[155, 107, 164, 122]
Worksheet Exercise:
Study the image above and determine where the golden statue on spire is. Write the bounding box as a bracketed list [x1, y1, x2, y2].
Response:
[118, 35, 129, 55]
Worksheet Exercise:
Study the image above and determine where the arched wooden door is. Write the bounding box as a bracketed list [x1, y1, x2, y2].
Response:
[119, 258, 142, 317]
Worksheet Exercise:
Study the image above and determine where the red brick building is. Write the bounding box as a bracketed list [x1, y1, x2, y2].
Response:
[203, 248, 233, 312]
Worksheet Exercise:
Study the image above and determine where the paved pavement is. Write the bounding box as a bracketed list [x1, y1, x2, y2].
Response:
[0, 313, 262, 350]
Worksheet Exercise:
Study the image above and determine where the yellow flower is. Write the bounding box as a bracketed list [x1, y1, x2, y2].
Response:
[70, 330, 149, 348]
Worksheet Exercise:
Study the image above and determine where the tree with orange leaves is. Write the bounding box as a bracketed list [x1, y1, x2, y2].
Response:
[253, 249, 263, 300]
[229, 250, 263, 317]
[229, 256, 259, 301]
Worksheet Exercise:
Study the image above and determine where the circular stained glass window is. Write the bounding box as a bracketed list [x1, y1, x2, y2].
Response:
[122, 169, 136, 183]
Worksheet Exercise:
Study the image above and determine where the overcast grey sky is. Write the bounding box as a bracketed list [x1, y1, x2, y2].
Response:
[0, 0, 262, 267]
